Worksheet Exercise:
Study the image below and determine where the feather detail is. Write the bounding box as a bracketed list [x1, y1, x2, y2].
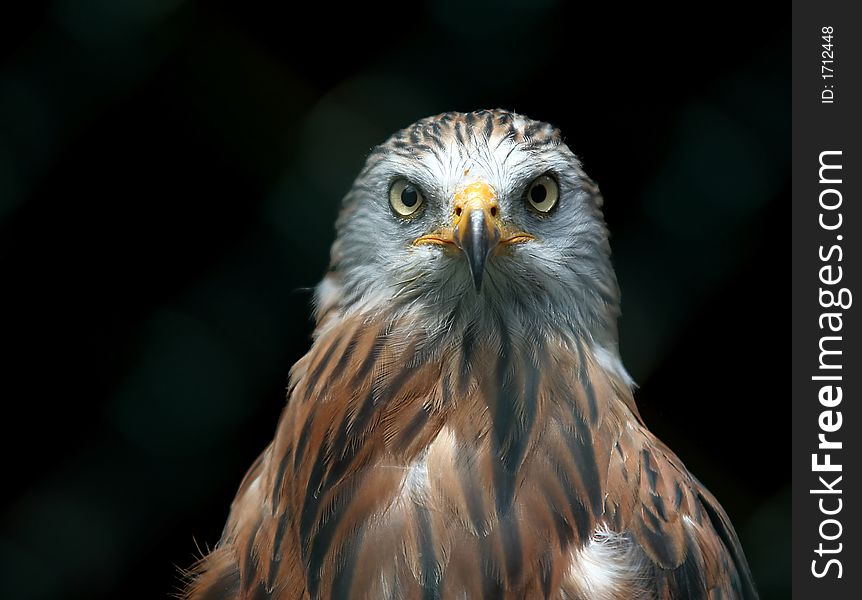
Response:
[184, 311, 757, 599]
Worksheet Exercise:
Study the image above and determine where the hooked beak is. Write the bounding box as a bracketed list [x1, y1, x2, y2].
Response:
[452, 182, 500, 291]
[412, 181, 534, 292]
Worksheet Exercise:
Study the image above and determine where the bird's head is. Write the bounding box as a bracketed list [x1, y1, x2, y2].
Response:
[317, 110, 622, 351]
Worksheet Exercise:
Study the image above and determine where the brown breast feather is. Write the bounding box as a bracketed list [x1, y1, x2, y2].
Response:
[183, 314, 757, 599]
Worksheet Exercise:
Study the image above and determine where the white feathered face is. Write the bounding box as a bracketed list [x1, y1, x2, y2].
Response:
[322, 110, 621, 346]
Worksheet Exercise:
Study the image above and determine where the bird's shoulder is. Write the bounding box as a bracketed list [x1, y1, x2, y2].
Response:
[596, 418, 759, 599]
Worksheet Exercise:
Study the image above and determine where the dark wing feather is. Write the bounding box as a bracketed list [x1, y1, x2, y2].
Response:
[610, 426, 759, 600]
[695, 484, 759, 599]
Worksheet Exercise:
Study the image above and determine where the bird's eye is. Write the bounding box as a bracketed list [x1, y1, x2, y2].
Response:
[526, 175, 559, 214]
[389, 180, 425, 217]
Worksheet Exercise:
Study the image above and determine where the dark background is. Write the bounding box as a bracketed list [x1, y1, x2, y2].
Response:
[0, 2, 789, 599]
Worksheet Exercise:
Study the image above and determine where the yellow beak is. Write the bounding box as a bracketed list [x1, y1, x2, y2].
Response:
[451, 182, 501, 291]
[413, 181, 534, 291]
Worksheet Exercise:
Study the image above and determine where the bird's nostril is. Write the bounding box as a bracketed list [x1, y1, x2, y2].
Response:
[455, 207, 462, 217]
[490, 206, 498, 217]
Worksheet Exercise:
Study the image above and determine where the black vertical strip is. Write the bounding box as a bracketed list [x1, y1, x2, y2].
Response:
[300, 417, 371, 556]
[330, 526, 364, 600]
[293, 417, 315, 469]
[459, 319, 478, 394]
[574, 339, 598, 424]
[322, 390, 375, 488]
[429, 121, 446, 152]
[239, 520, 261, 595]
[550, 504, 574, 551]
[478, 540, 503, 600]
[673, 481, 685, 510]
[540, 553, 553, 599]
[565, 411, 604, 516]
[499, 512, 523, 589]
[465, 110, 477, 132]
[270, 448, 290, 515]
[651, 493, 668, 522]
[666, 537, 708, 600]
[456, 451, 486, 534]
[313, 328, 387, 492]
[441, 372, 452, 405]
[306, 392, 397, 578]
[518, 345, 540, 462]
[638, 505, 679, 568]
[491, 316, 538, 514]
[549, 458, 591, 541]
[491, 316, 519, 513]
[641, 449, 659, 493]
[306, 334, 342, 394]
[332, 326, 362, 382]
[416, 505, 441, 600]
[454, 121, 466, 147]
[698, 491, 759, 600]
[307, 332, 423, 595]
[268, 516, 288, 589]
[483, 112, 495, 141]
[306, 492, 345, 598]
[299, 452, 326, 554]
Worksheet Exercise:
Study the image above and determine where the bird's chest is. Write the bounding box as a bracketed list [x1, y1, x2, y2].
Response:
[302, 419, 628, 598]
[279, 326, 632, 597]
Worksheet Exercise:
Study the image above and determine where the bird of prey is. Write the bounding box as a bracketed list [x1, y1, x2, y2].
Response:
[184, 109, 758, 599]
